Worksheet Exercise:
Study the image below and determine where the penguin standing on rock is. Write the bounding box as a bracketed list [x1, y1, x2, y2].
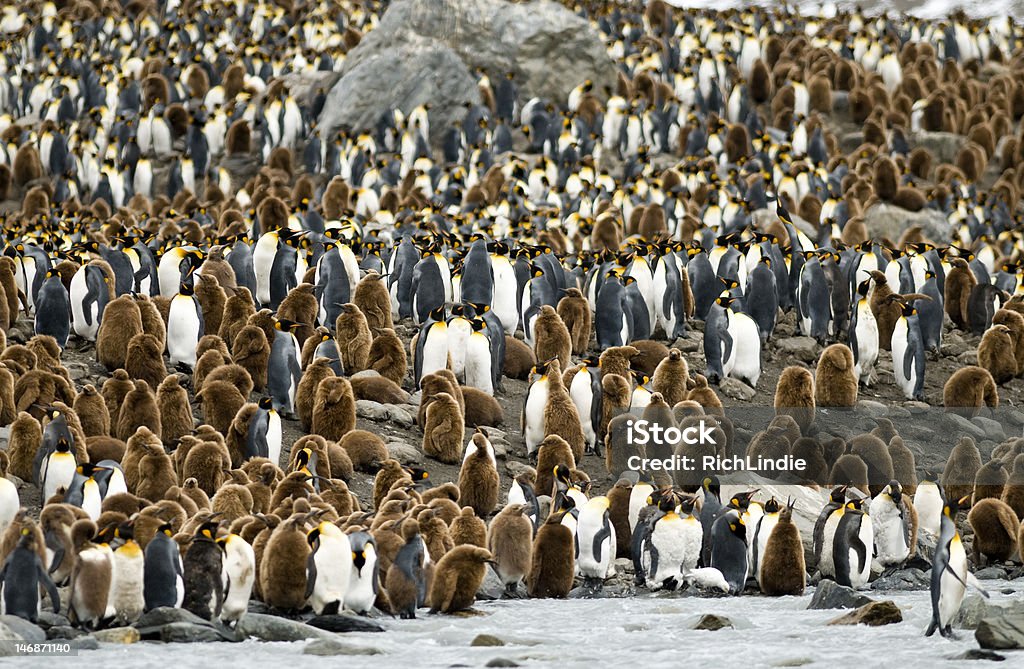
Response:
[833, 498, 872, 589]
[575, 495, 616, 588]
[218, 533, 256, 625]
[0, 526, 60, 623]
[143, 522, 184, 611]
[183, 520, 225, 621]
[870, 480, 917, 569]
[710, 508, 748, 594]
[813, 485, 847, 576]
[345, 532, 379, 615]
[927, 494, 983, 638]
[305, 521, 353, 615]
[642, 495, 703, 590]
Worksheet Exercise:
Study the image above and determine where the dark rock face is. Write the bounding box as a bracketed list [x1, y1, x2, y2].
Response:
[320, 0, 617, 142]
[807, 580, 874, 610]
[977, 613, 1024, 650]
[306, 614, 386, 633]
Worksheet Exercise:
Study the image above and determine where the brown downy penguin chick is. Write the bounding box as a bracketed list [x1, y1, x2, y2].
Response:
[630, 340, 670, 377]
[945, 258, 977, 330]
[335, 303, 372, 373]
[182, 438, 230, 497]
[888, 436, 918, 495]
[790, 437, 829, 484]
[117, 380, 161, 441]
[599, 345, 639, 381]
[325, 442, 354, 482]
[353, 272, 394, 332]
[122, 426, 162, 492]
[458, 431, 500, 518]
[421, 482, 460, 506]
[849, 434, 895, 497]
[872, 156, 899, 201]
[488, 503, 533, 593]
[527, 508, 575, 598]
[296, 357, 335, 431]
[211, 484, 255, 524]
[276, 283, 318, 347]
[428, 544, 492, 614]
[312, 376, 356, 441]
[373, 459, 413, 511]
[194, 278, 227, 338]
[535, 435, 576, 500]
[385, 519, 427, 618]
[829, 453, 870, 496]
[979, 324, 1017, 384]
[418, 371, 464, 428]
[532, 303, 573, 370]
[450, 506, 487, 548]
[503, 336, 536, 379]
[973, 459, 1009, 505]
[652, 349, 690, 406]
[759, 500, 806, 596]
[1000, 454, 1024, 520]
[366, 328, 407, 386]
[136, 294, 166, 348]
[0, 256, 18, 328]
[944, 366, 999, 418]
[422, 392, 465, 465]
[350, 375, 408, 404]
[815, 344, 858, 407]
[967, 498, 1019, 565]
[136, 443, 178, 503]
[867, 271, 900, 350]
[194, 349, 226, 391]
[418, 509, 453, 562]
[86, 436, 126, 469]
[556, 288, 591, 356]
[157, 375, 193, 447]
[195, 380, 246, 435]
[338, 430, 389, 473]
[462, 386, 504, 427]
[542, 358, 584, 461]
[73, 385, 110, 437]
[225, 119, 251, 155]
[943, 436, 984, 505]
[992, 308, 1024, 377]
[67, 519, 111, 629]
[232, 324, 270, 391]
[687, 374, 723, 414]
[774, 365, 816, 434]
[40, 504, 78, 585]
[607, 478, 633, 557]
[0, 364, 14, 426]
[219, 287, 257, 348]
[6, 412, 42, 481]
[600, 373, 632, 441]
[198, 246, 237, 292]
[101, 370, 134, 423]
[96, 295, 143, 369]
[259, 514, 311, 611]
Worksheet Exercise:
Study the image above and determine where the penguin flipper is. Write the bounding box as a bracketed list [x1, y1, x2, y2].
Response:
[591, 513, 611, 566]
[304, 552, 317, 600]
[37, 558, 60, 613]
[48, 546, 64, 574]
[720, 325, 734, 366]
[851, 534, 868, 575]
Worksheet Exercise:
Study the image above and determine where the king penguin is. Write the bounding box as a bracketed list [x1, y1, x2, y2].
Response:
[344, 532, 379, 615]
[710, 508, 748, 594]
[70, 262, 110, 341]
[926, 494, 978, 638]
[143, 522, 185, 611]
[34, 268, 71, 348]
[268, 318, 302, 417]
[305, 521, 353, 615]
[0, 527, 60, 622]
[575, 495, 616, 588]
[167, 276, 205, 369]
[833, 498, 873, 589]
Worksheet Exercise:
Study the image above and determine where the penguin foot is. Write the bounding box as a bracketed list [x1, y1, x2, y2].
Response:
[940, 626, 958, 639]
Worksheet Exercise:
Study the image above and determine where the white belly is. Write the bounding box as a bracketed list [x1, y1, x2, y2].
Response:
[524, 380, 549, 455]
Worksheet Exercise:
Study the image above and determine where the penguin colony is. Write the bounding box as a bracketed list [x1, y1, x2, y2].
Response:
[0, 0, 1020, 645]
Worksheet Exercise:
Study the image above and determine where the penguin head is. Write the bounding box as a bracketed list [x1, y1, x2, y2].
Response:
[158, 522, 174, 538]
[275, 318, 301, 332]
[728, 490, 757, 510]
[196, 519, 221, 541]
[883, 480, 903, 505]
[258, 396, 274, 411]
[553, 464, 572, 487]
[900, 302, 916, 318]
[701, 475, 720, 497]
[428, 305, 446, 322]
[294, 447, 314, 470]
[829, 484, 848, 504]
[306, 525, 322, 547]
[727, 513, 745, 539]
[946, 495, 970, 518]
[845, 498, 865, 512]
[403, 466, 429, 482]
[764, 497, 781, 514]
[715, 293, 735, 308]
[76, 462, 108, 478]
[55, 437, 71, 453]
[17, 525, 34, 548]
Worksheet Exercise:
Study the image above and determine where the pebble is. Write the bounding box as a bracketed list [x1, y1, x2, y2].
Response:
[775, 337, 818, 363]
[303, 639, 382, 656]
[387, 442, 422, 463]
[471, 634, 506, 646]
[943, 413, 987, 439]
[719, 377, 756, 401]
[806, 581, 873, 610]
[692, 614, 734, 631]
[976, 613, 1024, 650]
[826, 601, 903, 626]
[93, 626, 141, 644]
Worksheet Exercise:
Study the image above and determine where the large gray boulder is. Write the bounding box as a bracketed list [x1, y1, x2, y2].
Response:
[862, 203, 950, 243]
[320, 0, 617, 142]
